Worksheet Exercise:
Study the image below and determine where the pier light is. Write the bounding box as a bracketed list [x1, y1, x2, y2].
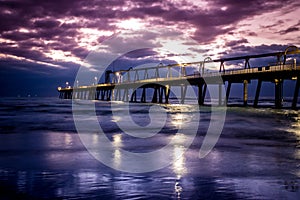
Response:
[115, 72, 121, 83]
[94, 77, 98, 85]
[65, 82, 70, 88]
[76, 80, 79, 87]
[57, 87, 61, 91]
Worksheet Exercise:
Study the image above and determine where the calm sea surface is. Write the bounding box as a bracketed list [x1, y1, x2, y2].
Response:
[0, 97, 299, 199]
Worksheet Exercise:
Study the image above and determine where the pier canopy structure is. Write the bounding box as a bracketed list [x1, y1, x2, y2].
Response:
[58, 46, 300, 109]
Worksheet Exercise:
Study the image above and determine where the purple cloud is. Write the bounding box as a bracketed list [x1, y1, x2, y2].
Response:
[0, 0, 299, 96]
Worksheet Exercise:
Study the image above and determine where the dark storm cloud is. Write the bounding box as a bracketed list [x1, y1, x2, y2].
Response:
[247, 32, 258, 37]
[122, 48, 158, 59]
[33, 19, 61, 29]
[285, 27, 299, 33]
[225, 39, 249, 48]
[277, 20, 300, 34]
[279, 27, 300, 35]
[222, 44, 290, 59]
[261, 20, 285, 29]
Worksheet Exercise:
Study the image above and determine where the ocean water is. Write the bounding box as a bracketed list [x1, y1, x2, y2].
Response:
[0, 97, 299, 199]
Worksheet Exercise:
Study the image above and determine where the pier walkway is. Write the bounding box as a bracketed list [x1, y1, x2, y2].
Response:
[58, 46, 300, 109]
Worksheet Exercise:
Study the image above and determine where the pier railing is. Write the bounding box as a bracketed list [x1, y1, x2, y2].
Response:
[58, 46, 300, 108]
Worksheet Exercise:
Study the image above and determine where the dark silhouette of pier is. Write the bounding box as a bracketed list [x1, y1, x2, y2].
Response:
[58, 46, 300, 109]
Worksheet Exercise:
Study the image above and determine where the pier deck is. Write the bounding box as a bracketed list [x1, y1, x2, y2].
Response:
[58, 46, 300, 109]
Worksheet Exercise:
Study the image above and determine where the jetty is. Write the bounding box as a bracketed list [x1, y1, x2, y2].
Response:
[58, 46, 300, 109]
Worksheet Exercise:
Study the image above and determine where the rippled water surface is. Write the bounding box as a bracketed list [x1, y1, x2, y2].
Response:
[0, 97, 299, 199]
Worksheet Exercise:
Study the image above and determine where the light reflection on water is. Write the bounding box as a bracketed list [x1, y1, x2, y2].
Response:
[173, 145, 186, 199]
[92, 133, 98, 145]
[9, 168, 299, 200]
[290, 115, 300, 178]
[173, 145, 187, 178]
[106, 128, 190, 198]
[112, 134, 122, 170]
[113, 134, 122, 148]
[64, 133, 73, 148]
[0, 98, 300, 199]
[17, 171, 26, 193]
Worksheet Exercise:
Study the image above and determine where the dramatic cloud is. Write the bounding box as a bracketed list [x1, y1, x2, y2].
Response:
[0, 0, 300, 96]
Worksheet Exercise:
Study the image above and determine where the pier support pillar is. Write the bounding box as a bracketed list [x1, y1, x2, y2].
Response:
[141, 88, 146, 103]
[94, 90, 97, 100]
[90, 89, 96, 100]
[96, 90, 100, 100]
[254, 80, 262, 107]
[118, 89, 122, 101]
[87, 90, 91, 100]
[95, 90, 99, 100]
[225, 82, 232, 106]
[130, 89, 137, 102]
[100, 90, 104, 101]
[152, 86, 158, 103]
[115, 89, 120, 101]
[181, 84, 187, 104]
[218, 84, 223, 106]
[274, 79, 283, 108]
[113, 89, 116, 101]
[88, 90, 91, 100]
[64, 91, 72, 99]
[122, 88, 129, 102]
[198, 84, 203, 105]
[243, 80, 248, 106]
[159, 87, 164, 103]
[107, 89, 112, 101]
[92, 90, 96, 100]
[93, 90, 97, 100]
[165, 85, 170, 104]
[202, 84, 207, 104]
[86, 90, 89, 100]
[292, 77, 300, 109]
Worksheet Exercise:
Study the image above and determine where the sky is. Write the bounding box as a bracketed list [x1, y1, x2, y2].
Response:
[0, 0, 300, 97]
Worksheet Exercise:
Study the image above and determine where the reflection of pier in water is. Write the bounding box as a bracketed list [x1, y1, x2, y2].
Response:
[58, 46, 300, 109]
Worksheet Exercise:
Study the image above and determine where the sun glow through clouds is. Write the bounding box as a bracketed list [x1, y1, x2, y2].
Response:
[115, 18, 145, 30]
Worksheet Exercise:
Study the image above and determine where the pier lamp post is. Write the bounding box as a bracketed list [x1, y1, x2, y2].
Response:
[115, 72, 120, 83]
[94, 77, 97, 85]
[66, 81, 69, 88]
[76, 80, 79, 87]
